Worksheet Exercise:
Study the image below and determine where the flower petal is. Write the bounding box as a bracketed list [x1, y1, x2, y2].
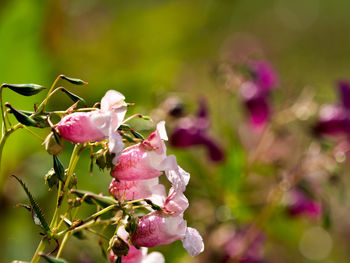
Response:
[182, 227, 204, 257]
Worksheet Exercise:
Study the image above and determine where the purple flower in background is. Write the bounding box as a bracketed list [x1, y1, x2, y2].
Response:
[170, 100, 225, 162]
[286, 189, 322, 218]
[221, 227, 265, 263]
[240, 61, 278, 128]
[314, 81, 350, 138]
[252, 61, 278, 92]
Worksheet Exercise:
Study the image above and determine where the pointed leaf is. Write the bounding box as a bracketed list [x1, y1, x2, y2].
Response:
[2, 83, 45, 96]
[53, 156, 65, 182]
[118, 124, 131, 131]
[61, 88, 87, 105]
[12, 175, 50, 233]
[60, 75, 87, 85]
[5, 103, 39, 127]
[39, 254, 69, 263]
[70, 189, 118, 207]
[130, 129, 145, 140]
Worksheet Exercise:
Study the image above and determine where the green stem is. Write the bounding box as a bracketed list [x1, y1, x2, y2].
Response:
[56, 232, 70, 258]
[0, 123, 23, 190]
[31, 239, 47, 263]
[0, 87, 7, 135]
[35, 75, 62, 114]
[31, 144, 83, 261]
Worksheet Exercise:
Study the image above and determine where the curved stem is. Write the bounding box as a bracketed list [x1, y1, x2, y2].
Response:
[35, 75, 62, 114]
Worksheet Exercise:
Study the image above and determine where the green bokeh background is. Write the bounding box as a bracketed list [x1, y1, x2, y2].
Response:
[1, 0, 350, 262]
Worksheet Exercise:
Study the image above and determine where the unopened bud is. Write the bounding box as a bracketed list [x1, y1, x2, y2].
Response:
[43, 132, 63, 155]
[45, 168, 58, 190]
[95, 149, 107, 170]
[109, 236, 129, 257]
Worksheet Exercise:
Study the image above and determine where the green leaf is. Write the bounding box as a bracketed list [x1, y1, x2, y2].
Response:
[5, 103, 39, 127]
[60, 75, 87, 85]
[70, 189, 118, 207]
[53, 156, 65, 182]
[118, 124, 131, 131]
[12, 175, 50, 233]
[60, 88, 87, 105]
[130, 129, 145, 140]
[116, 256, 122, 263]
[39, 254, 69, 263]
[2, 83, 45, 96]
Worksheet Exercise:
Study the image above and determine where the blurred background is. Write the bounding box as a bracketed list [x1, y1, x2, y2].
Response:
[1, 0, 350, 262]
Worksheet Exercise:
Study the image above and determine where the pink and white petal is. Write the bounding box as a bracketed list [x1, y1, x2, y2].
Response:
[122, 245, 143, 263]
[109, 178, 162, 201]
[147, 121, 168, 155]
[164, 188, 189, 215]
[131, 212, 186, 248]
[101, 90, 126, 112]
[182, 227, 204, 257]
[112, 145, 163, 181]
[108, 130, 124, 164]
[162, 155, 190, 193]
[101, 90, 127, 131]
[57, 112, 106, 143]
[89, 111, 111, 136]
[156, 121, 168, 141]
[142, 252, 165, 263]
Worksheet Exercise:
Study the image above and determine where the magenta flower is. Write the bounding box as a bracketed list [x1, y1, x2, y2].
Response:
[170, 100, 225, 162]
[251, 61, 278, 92]
[286, 189, 322, 218]
[240, 61, 278, 128]
[314, 81, 350, 138]
[222, 228, 265, 263]
[57, 90, 126, 163]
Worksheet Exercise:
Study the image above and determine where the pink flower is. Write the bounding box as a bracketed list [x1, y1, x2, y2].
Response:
[57, 90, 126, 163]
[112, 122, 190, 192]
[109, 178, 166, 203]
[56, 111, 107, 143]
[111, 122, 167, 181]
[131, 212, 204, 257]
[109, 246, 164, 263]
[131, 188, 204, 257]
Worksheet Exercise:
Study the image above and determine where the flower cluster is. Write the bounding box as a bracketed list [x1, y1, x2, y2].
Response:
[56, 90, 204, 261]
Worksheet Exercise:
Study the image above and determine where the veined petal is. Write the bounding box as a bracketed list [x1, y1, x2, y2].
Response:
[131, 212, 186, 248]
[163, 155, 190, 193]
[57, 111, 107, 143]
[182, 227, 204, 257]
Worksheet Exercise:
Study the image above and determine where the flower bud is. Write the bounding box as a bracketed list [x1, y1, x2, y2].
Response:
[109, 236, 129, 257]
[45, 168, 58, 190]
[43, 132, 63, 155]
[95, 149, 107, 170]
